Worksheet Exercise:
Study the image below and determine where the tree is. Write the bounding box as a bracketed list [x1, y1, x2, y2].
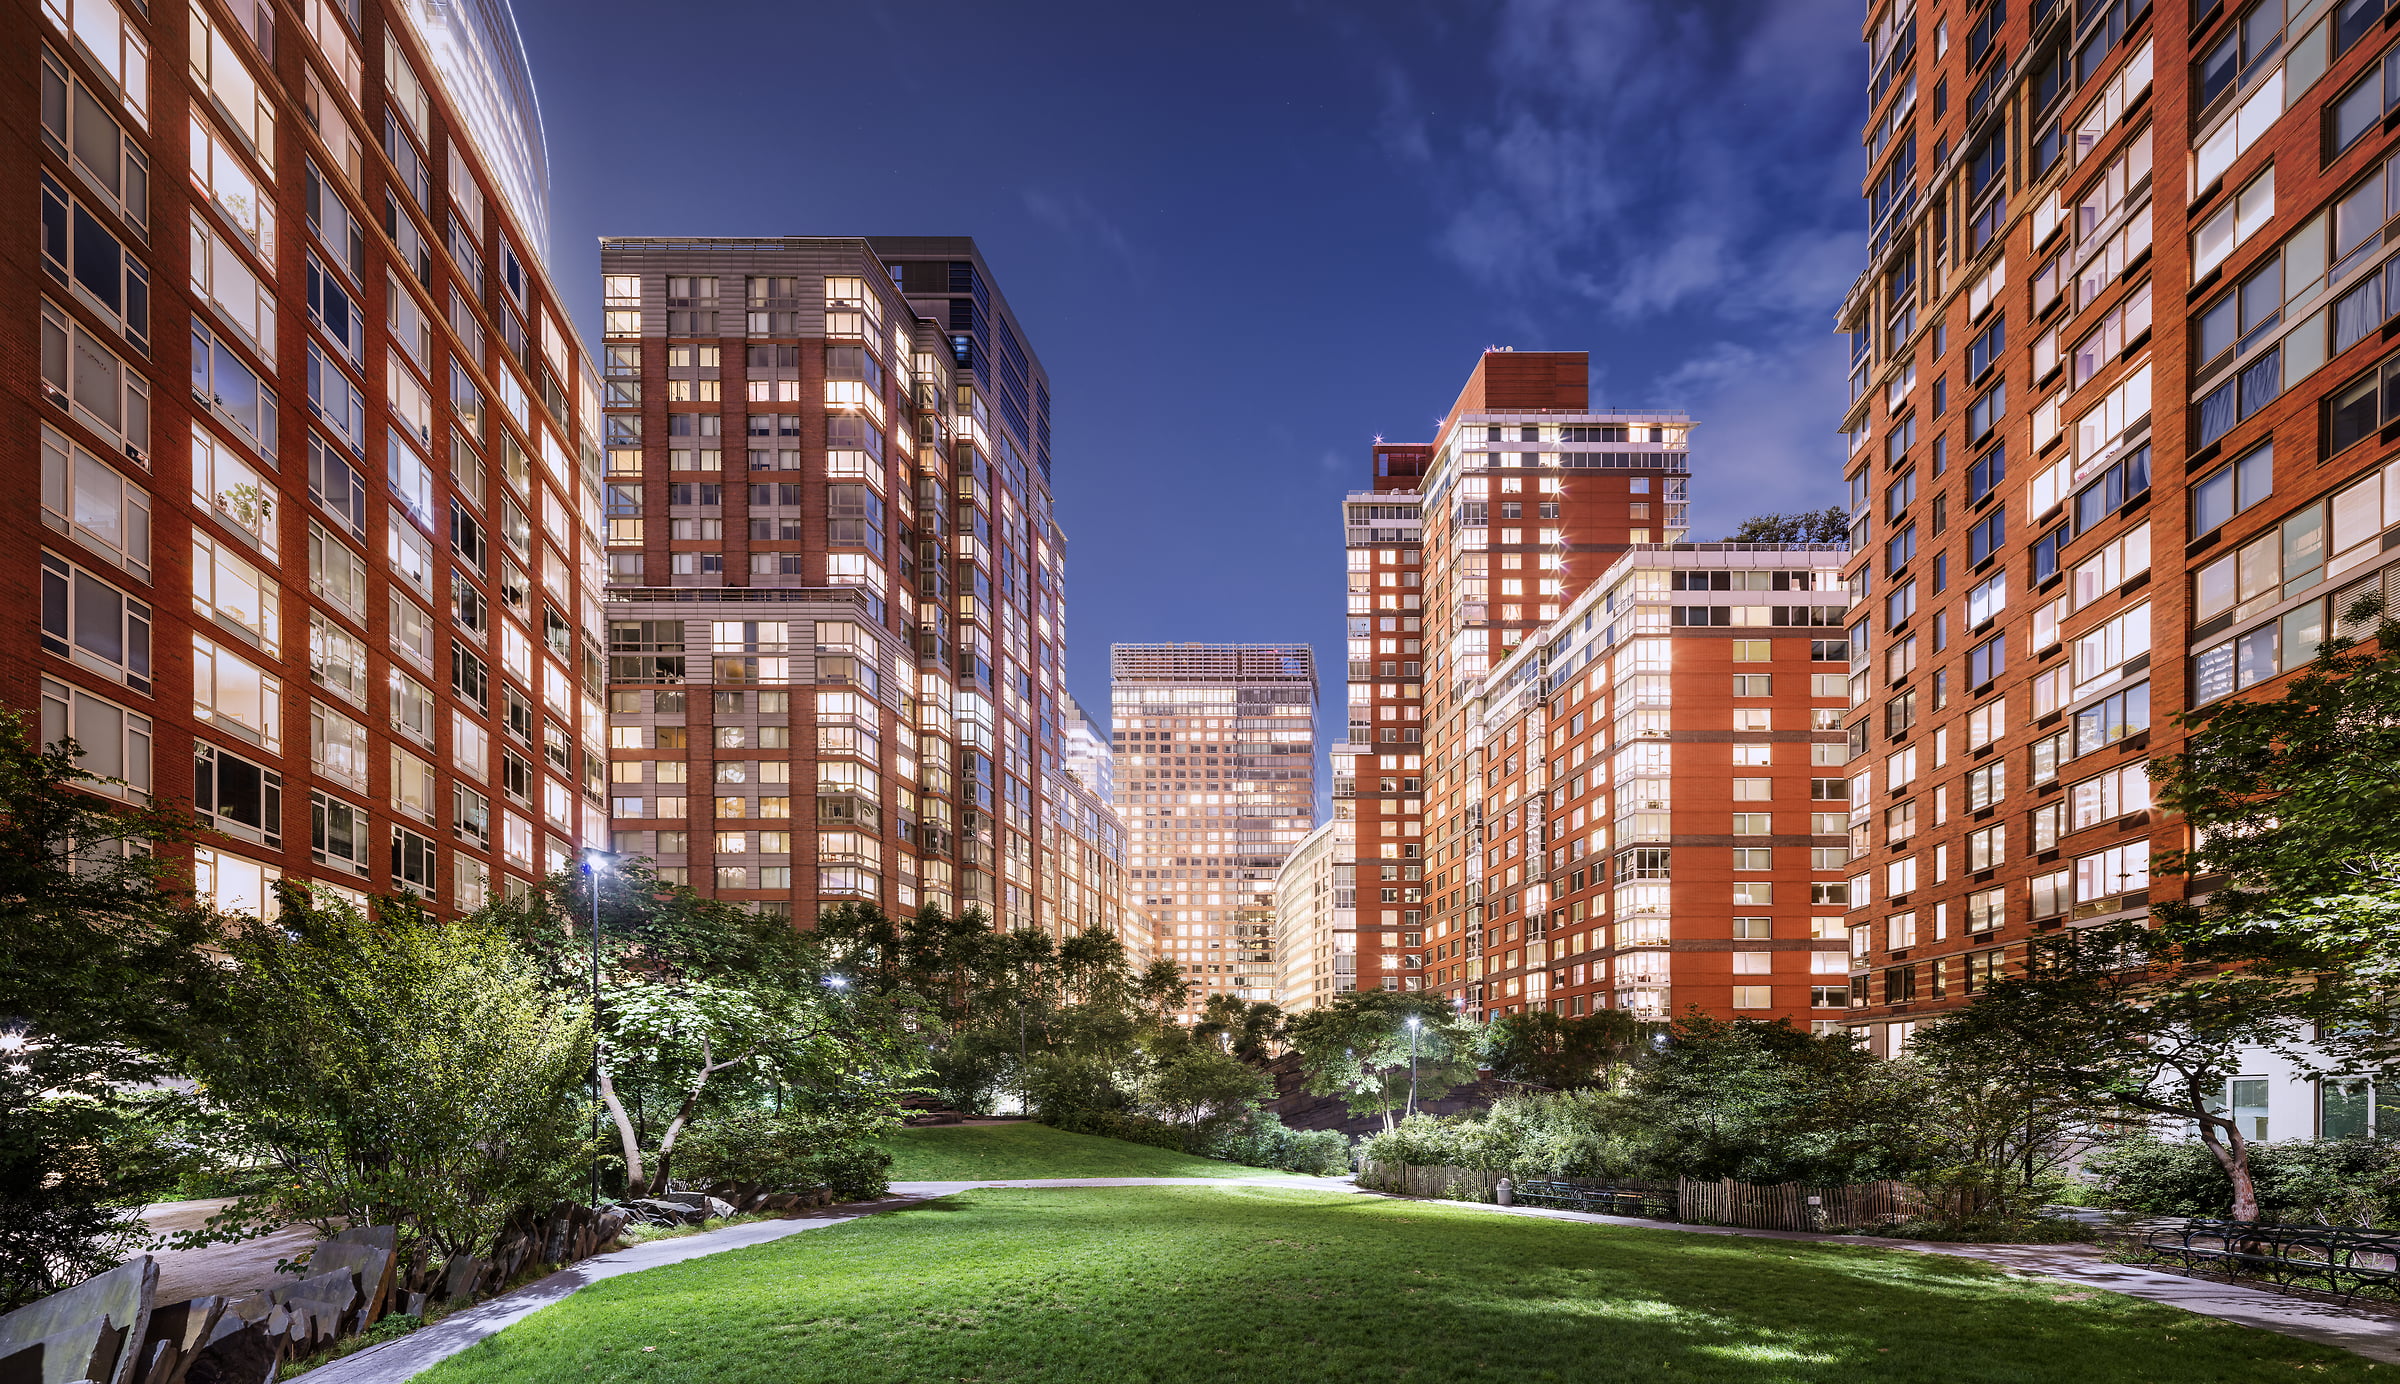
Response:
[2151, 598, 2400, 1070]
[1628, 1013, 1921, 1184]
[1899, 1015, 2113, 1225]
[180, 891, 592, 1257]
[1286, 993, 1480, 1129]
[816, 902, 1188, 1115]
[1925, 922, 2303, 1221]
[0, 713, 215, 1308]
[1140, 1048, 1273, 1130]
[1722, 507, 1848, 545]
[489, 870, 921, 1193]
[1193, 996, 1284, 1064]
[1482, 1009, 1655, 1090]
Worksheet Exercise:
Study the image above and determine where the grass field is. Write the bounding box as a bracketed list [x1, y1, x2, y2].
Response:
[878, 1120, 1294, 1180]
[419, 1186, 2381, 1384]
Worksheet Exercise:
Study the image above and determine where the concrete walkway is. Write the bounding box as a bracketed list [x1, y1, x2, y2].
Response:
[300, 1177, 2400, 1381]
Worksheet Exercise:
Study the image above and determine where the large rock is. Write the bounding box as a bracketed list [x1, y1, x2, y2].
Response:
[651, 1192, 736, 1220]
[0, 1256, 157, 1384]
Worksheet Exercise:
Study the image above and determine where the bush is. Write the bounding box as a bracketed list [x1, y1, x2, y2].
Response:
[1206, 1116, 1352, 1176]
[1358, 1093, 1649, 1181]
[675, 1110, 896, 1203]
[179, 897, 593, 1259]
[2085, 1136, 2400, 1224]
[1023, 1053, 1132, 1122]
[1359, 1113, 1508, 1172]
[673, 1111, 826, 1192]
[1040, 1109, 1348, 1176]
[814, 1143, 893, 1202]
[1047, 1108, 1196, 1155]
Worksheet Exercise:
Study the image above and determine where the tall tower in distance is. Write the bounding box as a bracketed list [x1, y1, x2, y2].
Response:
[1110, 643, 1317, 1019]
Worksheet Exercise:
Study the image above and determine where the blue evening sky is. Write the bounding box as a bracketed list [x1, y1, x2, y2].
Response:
[520, 0, 1867, 749]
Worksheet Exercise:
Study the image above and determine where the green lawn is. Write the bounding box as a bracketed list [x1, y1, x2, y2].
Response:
[421, 1186, 2381, 1384]
[878, 1121, 1293, 1180]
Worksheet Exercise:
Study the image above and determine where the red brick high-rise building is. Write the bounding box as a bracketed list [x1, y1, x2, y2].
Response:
[1835, 0, 2400, 1134]
[1333, 352, 1853, 1024]
[12, 0, 604, 914]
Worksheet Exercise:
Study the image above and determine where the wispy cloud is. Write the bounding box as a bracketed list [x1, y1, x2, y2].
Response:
[1022, 188, 1145, 278]
[1364, 0, 1867, 520]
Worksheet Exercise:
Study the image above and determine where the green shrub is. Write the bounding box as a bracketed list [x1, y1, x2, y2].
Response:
[1358, 1093, 1649, 1180]
[674, 1110, 829, 1193]
[1047, 1108, 1196, 1155]
[181, 897, 592, 1260]
[1040, 1109, 1348, 1176]
[2085, 1136, 2400, 1224]
[1023, 1053, 1133, 1121]
[1205, 1116, 1352, 1176]
[813, 1143, 893, 1202]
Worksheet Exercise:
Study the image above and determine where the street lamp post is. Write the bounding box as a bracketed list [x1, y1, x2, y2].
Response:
[582, 848, 617, 1205]
[1405, 1015, 1422, 1120]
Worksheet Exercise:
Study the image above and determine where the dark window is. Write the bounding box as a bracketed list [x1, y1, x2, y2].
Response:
[2072, 445, 2151, 535]
[1967, 381, 2006, 442]
[2339, 0, 2396, 58]
[1967, 445, 2007, 504]
[1967, 316, 2005, 381]
[2198, 1, 2283, 115]
[2327, 354, 2400, 454]
[1968, 510, 2006, 564]
[2078, 0, 2148, 84]
[1968, 634, 2007, 687]
[1887, 522, 1918, 571]
[1967, 129, 2006, 200]
[1886, 469, 1917, 520]
[194, 744, 281, 847]
[2331, 48, 2400, 154]
[452, 641, 490, 707]
[2189, 442, 2273, 534]
[2033, 526, 2068, 583]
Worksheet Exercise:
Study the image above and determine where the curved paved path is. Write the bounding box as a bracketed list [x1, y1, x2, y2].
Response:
[303, 1177, 2400, 1383]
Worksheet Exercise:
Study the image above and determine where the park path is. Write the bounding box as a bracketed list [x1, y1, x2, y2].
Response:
[303, 1176, 2400, 1384]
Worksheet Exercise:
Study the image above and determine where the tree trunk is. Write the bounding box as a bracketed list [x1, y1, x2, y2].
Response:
[643, 1034, 759, 1197]
[596, 1065, 645, 1191]
[2195, 1113, 2260, 1222]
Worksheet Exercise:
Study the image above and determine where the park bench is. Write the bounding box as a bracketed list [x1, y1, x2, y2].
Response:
[2142, 1219, 2400, 1301]
[1511, 1179, 1678, 1220]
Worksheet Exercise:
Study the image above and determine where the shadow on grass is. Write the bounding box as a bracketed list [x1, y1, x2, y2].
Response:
[415, 1187, 2383, 1384]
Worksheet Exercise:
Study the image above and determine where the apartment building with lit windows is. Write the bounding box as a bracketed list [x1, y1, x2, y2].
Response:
[1111, 643, 1316, 1015]
[598, 238, 1126, 944]
[1837, 0, 2400, 1136]
[1431, 547, 1855, 1026]
[1349, 351, 1697, 1010]
[10, 0, 605, 918]
[1331, 441, 1429, 996]
[1273, 820, 1347, 1012]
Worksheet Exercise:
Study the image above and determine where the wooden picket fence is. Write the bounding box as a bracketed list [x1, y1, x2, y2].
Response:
[1675, 1177, 1919, 1231]
[1355, 1161, 1501, 1203]
[1357, 1162, 1921, 1232]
